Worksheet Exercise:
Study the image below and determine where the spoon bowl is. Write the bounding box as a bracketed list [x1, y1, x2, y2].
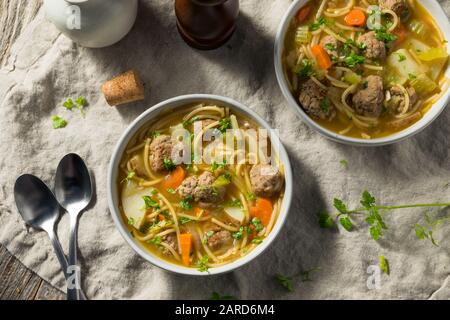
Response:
[14, 174, 86, 300]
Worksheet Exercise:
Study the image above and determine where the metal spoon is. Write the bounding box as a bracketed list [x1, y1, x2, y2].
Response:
[54, 153, 92, 301]
[14, 174, 86, 300]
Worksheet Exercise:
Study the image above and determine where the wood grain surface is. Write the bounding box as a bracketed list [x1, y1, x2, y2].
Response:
[0, 0, 64, 300]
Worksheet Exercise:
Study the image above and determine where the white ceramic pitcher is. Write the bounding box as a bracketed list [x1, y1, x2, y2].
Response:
[44, 0, 138, 48]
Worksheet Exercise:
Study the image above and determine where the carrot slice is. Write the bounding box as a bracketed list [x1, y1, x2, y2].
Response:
[179, 233, 192, 266]
[311, 45, 332, 70]
[194, 207, 209, 217]
[162, 166, 185, 190]
[158, 214, 166, 221]
[250, 198, 273, 226]
[393, 24, 407, 45]
[297, 5, 312, 23]
[344, 9, 366, 27]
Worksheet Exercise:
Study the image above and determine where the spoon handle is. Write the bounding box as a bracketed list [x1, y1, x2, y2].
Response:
[68, 213, 82, 300]
[47, 229, 86, 300]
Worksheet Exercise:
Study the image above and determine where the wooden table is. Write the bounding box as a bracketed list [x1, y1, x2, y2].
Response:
[0, 0, 64, 300]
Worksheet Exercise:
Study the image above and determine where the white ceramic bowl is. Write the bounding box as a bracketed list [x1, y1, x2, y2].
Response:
[275, 0, 450, 146]
[107, 94, 293, 276]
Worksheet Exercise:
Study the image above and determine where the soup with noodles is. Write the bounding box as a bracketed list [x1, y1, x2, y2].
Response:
[118, 103, 285, 271]
[283, 0, 449, 139]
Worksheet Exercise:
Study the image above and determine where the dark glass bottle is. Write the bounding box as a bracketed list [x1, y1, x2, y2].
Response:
[175, 0, 239, 50]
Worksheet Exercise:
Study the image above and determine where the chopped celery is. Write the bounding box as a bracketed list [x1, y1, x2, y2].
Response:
[417, 47, 448, 61]
[407, 19, 429, 39]
[343, 71, 362, 84]
[295, 25, 311, 44]
[387, 49, 426, 80]
[385, 71, 407, 86]
[406, 38, 430, 54]
[410, 74, 438, 96]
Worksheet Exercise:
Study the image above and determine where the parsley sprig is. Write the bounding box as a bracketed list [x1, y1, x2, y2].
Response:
[275, 267, 321, 292]
[321, 190, 450, 242]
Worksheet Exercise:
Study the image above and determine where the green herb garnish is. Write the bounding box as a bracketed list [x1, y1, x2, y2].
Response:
[218, 118, 232, 133]
[275, 267, 320, 292]
[51, 115, 67, 129]
[163, 158, 176, 171]
[318, 211, 335, 229]
[147, 236, 162, 246]
[320, 98, 330, 113]
[180, 196, 193, 210]
[340, 159, 348, 169]
[251, 237, 263, 244]
[211, 160, 227, 172]
[344, 52, 365, 68]
[121, 171, 136, 184]
[142, 196, 160, 210]
[127, 217, 135, 225]
[62, 98, 74, 110]
[196, 255, 210, 272]
[379, 255, 389, 275]
[179, 216, 193, 225]
[232, 227, 244, 240]
[251, 217, 264, 232]
[294, 59, 315, 78]
[166, 188, 176, 194]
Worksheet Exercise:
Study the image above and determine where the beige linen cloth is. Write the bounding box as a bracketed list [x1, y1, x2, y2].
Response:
[1, 0, 450, 299]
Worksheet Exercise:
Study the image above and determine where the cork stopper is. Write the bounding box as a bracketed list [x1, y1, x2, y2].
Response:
[101, 70, 145, 106]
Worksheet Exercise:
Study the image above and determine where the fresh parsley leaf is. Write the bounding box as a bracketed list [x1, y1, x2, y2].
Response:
[211, 160, 227, 172]
[180, 196, 193, 210]
[148, 131, 161, 138]
[251, 217, 264, 232]
[397, 53, 406, 62]
[62, 98, 74, 110]
[325, 43, 336, 51]
[333, 198, 348, 214]
[275, 274, 294, 292]
[51, 115, 67, 129]
[361, 191, 376, 209]
[309, 16, 332, 31]
[196, 255, 209, 272]
[218, 118, 232, 133]
[142, 196, 160, 210]
[163, 158, 176, 171]
[408, 73, 417, 80]
[246, 193, 256, 201]
[179, 216, 193, 224]
[344, 52, 365, 68]
[375, 29, 397, 43]
[294, 59, 315, 78]
[340, 159, 348, 169]
[379, 255, 389, 275]
[320, 98, 330, 113]
[232, 226, 244, 240]
[339, 216, 353, 231]
[318, 211, 335, 229]
[75, 96, 87, 107]
[147, 236, 162, 246]
[182, 116, 200, 129]
[166, 188, 176, 194]
[121, 171, 136, 184]
[127, 217, 135, 225]
[226, 199, 243, 208]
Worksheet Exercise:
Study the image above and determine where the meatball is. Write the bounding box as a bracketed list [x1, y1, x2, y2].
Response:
[162, 233, 178, 256]
[177, 172, 225, 206]
[207, 230, 232, 250]
[195, 172, 226, 207]
[379, 0, 409, 18]
[178, 175, 198, 199]
[129, 154, 147, 177]
[387, 85, 418, 113]
[299, 79, 336, 120]
[358, 31, 386, 60]
[320, 35, 341, 59]
[149, 135, 173, 173]
[352, 75, 384, 117]
[249, 164, 284, 198]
